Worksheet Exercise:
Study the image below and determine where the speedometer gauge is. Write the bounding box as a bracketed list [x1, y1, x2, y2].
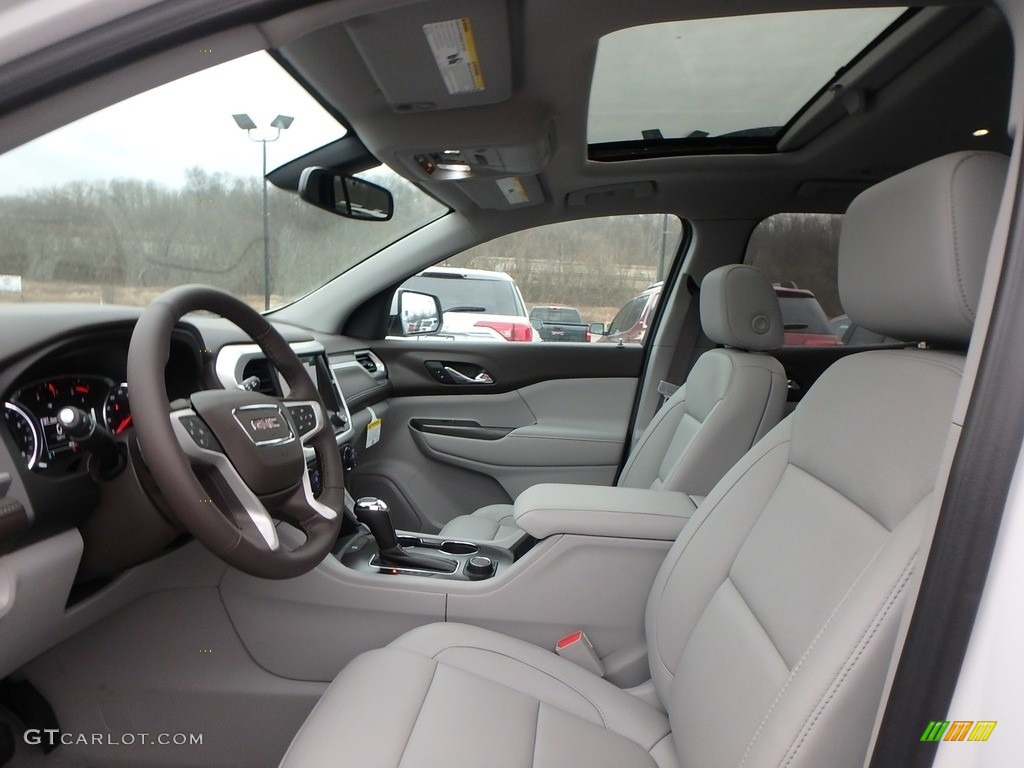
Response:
[3, 401, 40, 469]
[104, 383, 132, 435]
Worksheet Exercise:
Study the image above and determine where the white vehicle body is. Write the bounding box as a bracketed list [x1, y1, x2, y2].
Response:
[402, 266, 537, 342]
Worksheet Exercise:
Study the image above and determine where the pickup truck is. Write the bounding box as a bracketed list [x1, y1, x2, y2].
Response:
[529, 305, 592, 342]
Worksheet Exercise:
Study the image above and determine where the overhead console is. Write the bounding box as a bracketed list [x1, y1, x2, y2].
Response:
[400, 132, 552, 210]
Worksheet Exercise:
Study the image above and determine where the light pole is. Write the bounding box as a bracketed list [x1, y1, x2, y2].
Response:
[232, 113, 294, 310]
[658, 212, 669, 281]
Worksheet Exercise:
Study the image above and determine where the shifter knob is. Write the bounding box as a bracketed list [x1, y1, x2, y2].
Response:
[353, 497, 399, 552]
[353, 496, 458, 574]
[57, 406, 124, 476]
[355, 496, 388, 514]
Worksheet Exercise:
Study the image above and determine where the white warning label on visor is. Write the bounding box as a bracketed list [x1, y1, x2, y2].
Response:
[496, 177, 529, 205]
[423, 18, 485, 95]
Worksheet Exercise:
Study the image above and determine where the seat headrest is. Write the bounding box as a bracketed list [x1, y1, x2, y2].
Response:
[700, 264, 783, 351]
[839, 151, 1008, 346]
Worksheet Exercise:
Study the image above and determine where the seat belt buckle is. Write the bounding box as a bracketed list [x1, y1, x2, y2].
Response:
[657, 380, 680, 399]
[656, 380, 681, 410]
[554, 630, 605, 677]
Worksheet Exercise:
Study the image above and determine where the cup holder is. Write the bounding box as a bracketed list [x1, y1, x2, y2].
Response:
[440, 541, 479, 556]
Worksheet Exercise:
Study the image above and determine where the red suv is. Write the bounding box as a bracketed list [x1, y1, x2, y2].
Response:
[596, 282, 663, 344]
[774, 285, 842, 346]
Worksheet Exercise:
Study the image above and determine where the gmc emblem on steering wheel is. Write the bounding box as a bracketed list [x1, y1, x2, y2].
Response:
[232, 405, 295, 446]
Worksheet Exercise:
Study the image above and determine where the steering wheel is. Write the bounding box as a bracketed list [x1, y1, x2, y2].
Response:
[127, 285, 343, 579]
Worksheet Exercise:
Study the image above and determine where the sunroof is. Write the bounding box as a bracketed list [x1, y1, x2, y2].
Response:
[588, 8, 908, 154]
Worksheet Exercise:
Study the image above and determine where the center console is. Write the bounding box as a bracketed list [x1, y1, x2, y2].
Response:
[337, 531, 515, 581]
[334, 484, 697, 589]
[220, 484, 698, 688]
[336, 495, 516, 581]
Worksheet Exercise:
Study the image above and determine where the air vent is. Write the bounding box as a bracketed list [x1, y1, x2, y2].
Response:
[242, 358, 278, 395]
[355, 352, 377, 374]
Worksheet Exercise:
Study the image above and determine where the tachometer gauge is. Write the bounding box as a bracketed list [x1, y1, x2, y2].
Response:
[66, 376, 99, 408]
[3, 401, 40, 469]
[104, 382, 132, 435]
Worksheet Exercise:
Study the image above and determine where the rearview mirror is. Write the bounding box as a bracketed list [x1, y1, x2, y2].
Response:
[394, 290, 442, 336]
[298, 167, 394, 221]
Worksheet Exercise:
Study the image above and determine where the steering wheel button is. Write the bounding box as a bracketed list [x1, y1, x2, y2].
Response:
[288, 404, 319, 436]
[180, 415, 222, 452]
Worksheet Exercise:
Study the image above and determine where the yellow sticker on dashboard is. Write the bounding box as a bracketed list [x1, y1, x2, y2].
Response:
[366, 418, 382, 449]
[423, 18, 485, 95]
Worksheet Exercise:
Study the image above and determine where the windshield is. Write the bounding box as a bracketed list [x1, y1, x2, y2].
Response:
[530, 307, 581, 323]
[0, 52, 447, 310]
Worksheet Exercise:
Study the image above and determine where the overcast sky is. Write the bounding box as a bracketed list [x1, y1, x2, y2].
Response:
[0, 52, 346, 196]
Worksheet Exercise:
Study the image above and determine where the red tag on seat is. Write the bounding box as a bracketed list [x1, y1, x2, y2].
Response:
[554, 630, 604, 676]
[556, 630, 583, 650]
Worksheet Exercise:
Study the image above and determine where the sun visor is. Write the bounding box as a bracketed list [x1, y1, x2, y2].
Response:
[454, 175, 546, 210]
[345, 0, 512, 111]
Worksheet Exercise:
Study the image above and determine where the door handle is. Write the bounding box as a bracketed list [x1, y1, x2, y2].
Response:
[443, 366, 494, 385]
[424, 360, 495, 385]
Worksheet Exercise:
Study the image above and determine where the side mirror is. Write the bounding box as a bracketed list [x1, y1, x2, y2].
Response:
[394, 290, 442, 336]
[530, 318, 543, 331]
[589, 322, 606, 336]
[298, 167, 394, 221]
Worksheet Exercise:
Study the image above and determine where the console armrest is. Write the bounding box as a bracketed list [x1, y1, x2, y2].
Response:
[513, 484, 697, 541]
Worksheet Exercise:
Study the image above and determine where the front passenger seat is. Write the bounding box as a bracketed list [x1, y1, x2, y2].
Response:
[280, 151, 1007, 768]
[438, 264, 788, 544]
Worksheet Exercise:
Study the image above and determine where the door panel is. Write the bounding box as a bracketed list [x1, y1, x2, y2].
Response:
[381, 338, 644, 394]
[348, 341, 644, 532]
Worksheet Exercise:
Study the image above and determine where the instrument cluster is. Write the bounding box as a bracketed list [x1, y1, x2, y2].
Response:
[3, 375, 132, 471]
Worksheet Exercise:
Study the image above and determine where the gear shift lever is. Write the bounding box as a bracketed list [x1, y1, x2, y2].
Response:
[353, 497, 456, 573]
[353, 497, 400, 550]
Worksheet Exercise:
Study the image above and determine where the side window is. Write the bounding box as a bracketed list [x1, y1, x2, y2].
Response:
[398, 214, 683, 344]
[745, 213, 905, 347]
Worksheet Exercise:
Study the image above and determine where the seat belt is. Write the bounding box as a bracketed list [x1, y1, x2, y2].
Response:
[657, 276, 708, 409]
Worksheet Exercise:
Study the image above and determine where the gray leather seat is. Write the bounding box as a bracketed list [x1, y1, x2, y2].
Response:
[438, 264, 788, 544]
[280, 151, 1006, 768]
